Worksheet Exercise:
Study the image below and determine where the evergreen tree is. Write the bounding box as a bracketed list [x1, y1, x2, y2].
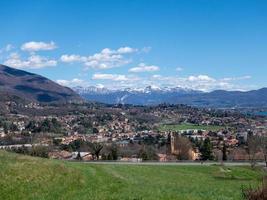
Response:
[200, 138, 214, 160]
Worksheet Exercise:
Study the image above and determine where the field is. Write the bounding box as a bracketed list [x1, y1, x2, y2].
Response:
[0, 151, 263, 200]
[159, 123, 224, 132]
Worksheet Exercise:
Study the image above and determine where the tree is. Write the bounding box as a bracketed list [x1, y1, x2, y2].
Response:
[261, 137, 267, 167]
[90, 142, 103, 160]
[76, 151, 82, 160]
[92, 127, 99, 134]
[30, 146, 49, 158]
[247, 135, 261, 168]
[69, 139, 83, 151]
[200, 138, 214, 161]
[102, 143, 119, 160]
[173, 136, 193, 160]
[255, 136, 267, 167]
[3, 122, 9, 134]
[138, 145, 158, 161]
[222, 142, 227, 161]
[108, 143, 119, 160]
[9, 123, 18, 132]
[25, 120, 37, 132]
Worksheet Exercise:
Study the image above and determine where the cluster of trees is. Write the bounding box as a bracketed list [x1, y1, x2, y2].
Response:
[138, 145, 159, 161]
[0, 118, 19, 133]
[61, 139, 162, 161]
[7, 145, 49, 158]
[61, 139, 104, 160]
[178, 136, 214, 161]
[25, 118, 63, 134]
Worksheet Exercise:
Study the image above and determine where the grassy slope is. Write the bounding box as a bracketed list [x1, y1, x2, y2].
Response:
[0, 151, 263, 200]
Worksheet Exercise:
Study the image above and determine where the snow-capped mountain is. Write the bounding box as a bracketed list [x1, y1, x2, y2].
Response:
[73, 85, 267, 108]
[72, 85, 201, 105]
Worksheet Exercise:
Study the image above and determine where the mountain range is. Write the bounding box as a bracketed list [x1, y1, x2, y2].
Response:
[0, 64, 266, 108]
[0, 64, 82, 104]
[73, 85, 267, 108]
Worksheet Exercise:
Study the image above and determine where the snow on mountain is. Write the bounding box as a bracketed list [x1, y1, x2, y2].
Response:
[72, 85, 199, 95]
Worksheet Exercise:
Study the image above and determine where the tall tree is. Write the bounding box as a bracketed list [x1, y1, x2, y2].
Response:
[174, 136, 193, 160]
[200, 138, 214, 161]
[222, 142, 227, 161]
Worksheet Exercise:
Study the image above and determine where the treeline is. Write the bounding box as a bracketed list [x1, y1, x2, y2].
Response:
[60, 139, 161, 161]
[6, 145, 49, 158]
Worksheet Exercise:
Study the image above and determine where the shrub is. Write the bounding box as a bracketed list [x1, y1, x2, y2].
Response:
[242, 177, 267, 200]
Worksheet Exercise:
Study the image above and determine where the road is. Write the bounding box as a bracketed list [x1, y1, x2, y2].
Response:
[78, 161, 266, 166]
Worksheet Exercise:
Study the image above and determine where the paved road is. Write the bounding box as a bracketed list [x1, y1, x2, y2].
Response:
[79, 161, 266, 166]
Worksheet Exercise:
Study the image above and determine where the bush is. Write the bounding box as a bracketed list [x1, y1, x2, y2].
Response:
[242, 177, 267, 200]
[30, 146, 49, 158]
[7, 145, 49, 158]
[138, 145, 158, 161]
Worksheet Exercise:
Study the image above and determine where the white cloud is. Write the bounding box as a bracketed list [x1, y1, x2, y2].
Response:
[60, 46, 138, 70]
[187, 75, 215, 82]
[129, 63, 160, 73]
[4, 52, 57, 69]
[140, 74, 253, 91]
[92, 73, 139, 81]
[221, 75, 251, 81]
[21, 41, 57, 52]
[92, 73, 128, 81]
[85, 49, 130, 69]
[60, 54, 86, 63]
[117, 47, 137, 54]
[56, 78, 86, 87]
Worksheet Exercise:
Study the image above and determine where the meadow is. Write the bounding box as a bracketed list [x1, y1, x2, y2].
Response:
[0, 151, 263, 200]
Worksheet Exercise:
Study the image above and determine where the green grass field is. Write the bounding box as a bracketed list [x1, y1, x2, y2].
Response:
[0, 151, 263, 200]
[159, 123, 224, 132]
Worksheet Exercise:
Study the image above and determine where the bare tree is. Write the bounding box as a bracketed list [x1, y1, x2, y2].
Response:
[90, 142, 103, 160]
[259, 137, 267, 168]
[247, 135, 261, 168]
[172, 135, 193, 160]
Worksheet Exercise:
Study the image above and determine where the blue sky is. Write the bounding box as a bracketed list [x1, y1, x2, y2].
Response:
[0, 0, 267, 91]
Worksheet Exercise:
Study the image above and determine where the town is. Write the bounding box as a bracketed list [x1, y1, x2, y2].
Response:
[1, 101, 266, 163]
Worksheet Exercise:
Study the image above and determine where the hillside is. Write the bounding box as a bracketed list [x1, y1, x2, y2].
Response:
[0, 151, 263, 200]
[0, 64, 82, 103]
